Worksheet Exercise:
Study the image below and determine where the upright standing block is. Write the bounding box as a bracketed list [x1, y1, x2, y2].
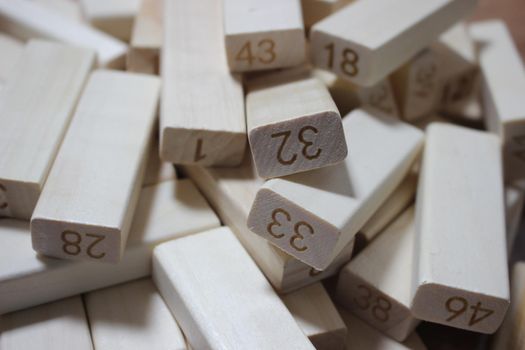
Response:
[412, 123, 509, 333]
[0, 0, 127, 68]
[85, 278, 186, 350]
[470, 21, 525, 181]
[153, 227, 315, 350]
[223, 0, 306, 72]
[80, 0, 140, 41]
[31, 71, 160, 263]
[0, 33, 23, 87]
[310, 0, 478, 87]
[248, 109, 424, 270]
[283, 283, 347, 350]
[160, 0, 246, 166]
[0, 296, 92, 350]
[247, 70, 347, 178]
[0, 40, 94, 220]
[337, 206, 420, 341]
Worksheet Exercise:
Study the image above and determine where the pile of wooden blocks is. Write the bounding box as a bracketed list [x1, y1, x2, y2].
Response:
[0, 0, 524, 349]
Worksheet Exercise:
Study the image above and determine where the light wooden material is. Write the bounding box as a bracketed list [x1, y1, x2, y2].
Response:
[310, 0, 478, 87]
[391, 49, 442, 122]
[247, 70, 347, 178]
[143, 133, 177, 187]
[223, 0, 306, 72]
[34, 0, 84, 22]
[31, 71, 159, 263]
[0, 40, 94, 220]
[0, 0, 127, 68]
[0, 179, 220, 315]
[283, 282, 347, 350]
[153, 226, 316, 350]
[412, 123, 509, 333]
[247, 108, 424, 270]
[0, 296, 93, 350]
[301, 0, 354, 30]
[160, 0, 246, 166]
[182, 156, 354, 293]
[80, 0, 140, 41]
[127, 0, 162, 74]
[506, 185, 525, 255]
[337, 206, 419, 341]
[0, 33, 23, 87]
[470, 20, 525, 181]
[85, 278, 186, 350]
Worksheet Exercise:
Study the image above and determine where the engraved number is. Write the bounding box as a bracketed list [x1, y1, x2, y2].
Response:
[324, 43, 359, 77]
[0, 183, 7, 210]
[271, 126, 322, 166]
[271, 131, 297, 165]
[445, 297, 495, 326]
[266, 208, 315, 252]
[235, 39, 276, 65]
[61, 231, 106, 259]
[290, 221, 314, 252]
[267, 208, 290, 238]
[353, 284, 392, 322]
[441, 71, 476, 105]
[368, 84, 393, 114]
[414, 63, 437, 98]
[298, 126, 321, 160]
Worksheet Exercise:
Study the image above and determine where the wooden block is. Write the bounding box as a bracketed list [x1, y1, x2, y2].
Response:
[469, 20, 525, 181]
[0, 179, 220, 315]
[283, 282, 347, 350]
[127, 0, 162, 74]
[337, 206, 420, 341]
[31, 71, 159, 263]
[0, 33, 23, 87]
[33, 0, 84, 22]
[0, 40, 95, 220]
[505, 185, 525, 255]
[391, 49, 442, 122]
[143, 132, 177, 188]
[152, 226, 316, 350]
[301, 0, 354, 30]
[182, 156, 355, 293]
[412, 123, 509, 333]
[0, 0, 127, 68]
[85, 278, 186, 350]
[223, 0, 306, 72]
[247, 69, 347, 178]
[310, 0, 478, 87]
[0, 296, 92, 350]
[312, 69, 361, 116]
[80, 0, 140, 41]
[160, 0, 246, 167]
[339, 309, 427, 350]
[247, 108, 424, 270]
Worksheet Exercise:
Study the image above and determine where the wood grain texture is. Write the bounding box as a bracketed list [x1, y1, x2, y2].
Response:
[469, 20, 525, 182]
[0, 179, 219, 315]
[412, 123, 509, 333]
[337, 206, 420, 341]
[182, 156, 354, 293]
[0, 32, 23, 87]
[85, 278, 186, 350]
[247, 69, 347, 178]
[505, 185, 525, 255]
[160, 0, 246, 166]
[0, 40, 95, 220]
[247, 108, 424, 270]
[0, 0, 127, 68]
[283, 282, 347, 350]
[301, 0, 354, 30]
[310, 0, 478, 87]
[127, 0, 161, 74]
[31, 71, 159, 263]
[223, 0, 306, 72]
[152, 226, 316, 350]
[79, 0, 140, 41]
[0, 296, 93, 350]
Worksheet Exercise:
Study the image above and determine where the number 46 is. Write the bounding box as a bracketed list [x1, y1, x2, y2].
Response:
[445, 296, 494, 326]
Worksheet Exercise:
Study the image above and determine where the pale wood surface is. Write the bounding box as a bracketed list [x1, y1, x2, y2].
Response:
[337, 206, 419, 341]
[127, 0, 162, 74]
[0, 32, 23, 87]
[247, 108, 424, 270]
[143, 133, 177, 188]
[310, 0, 478, 87]
[160, 0, 246, 166]
[33, 0, 83, 22]
[31, 70, 159, 263]
[0, 179, 219, 315]
[85, 278, 186, 350]
[0, 0, 127, 68]
[247, 69, 347, 178]
[301, 0, 354, 30]
[505, 185, 525, 255]
[0, 40, 94, 220]
[79, 0, 140, 41]
[412, 123, 509, 333]
[152, 226, 315, 350]
[223, 0, 306, 72]
[0, 296, 93, 350]
[283, 282, 347, 350]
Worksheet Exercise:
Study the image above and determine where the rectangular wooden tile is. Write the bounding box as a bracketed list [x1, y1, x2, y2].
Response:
[0, 32, 23, 87]
[85, 278, 186, 350]
[35, 0, 84, 22]
[310, 0, 478, 86]
[79, 0, 140, 41]
[0, 179, 220, 315]
[411, 123, 509, 333]
[160, 0, 246, 166]
[247, 108, 424, 270]
[0, 40, 94, 220]
[153, 226, 316, 350]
